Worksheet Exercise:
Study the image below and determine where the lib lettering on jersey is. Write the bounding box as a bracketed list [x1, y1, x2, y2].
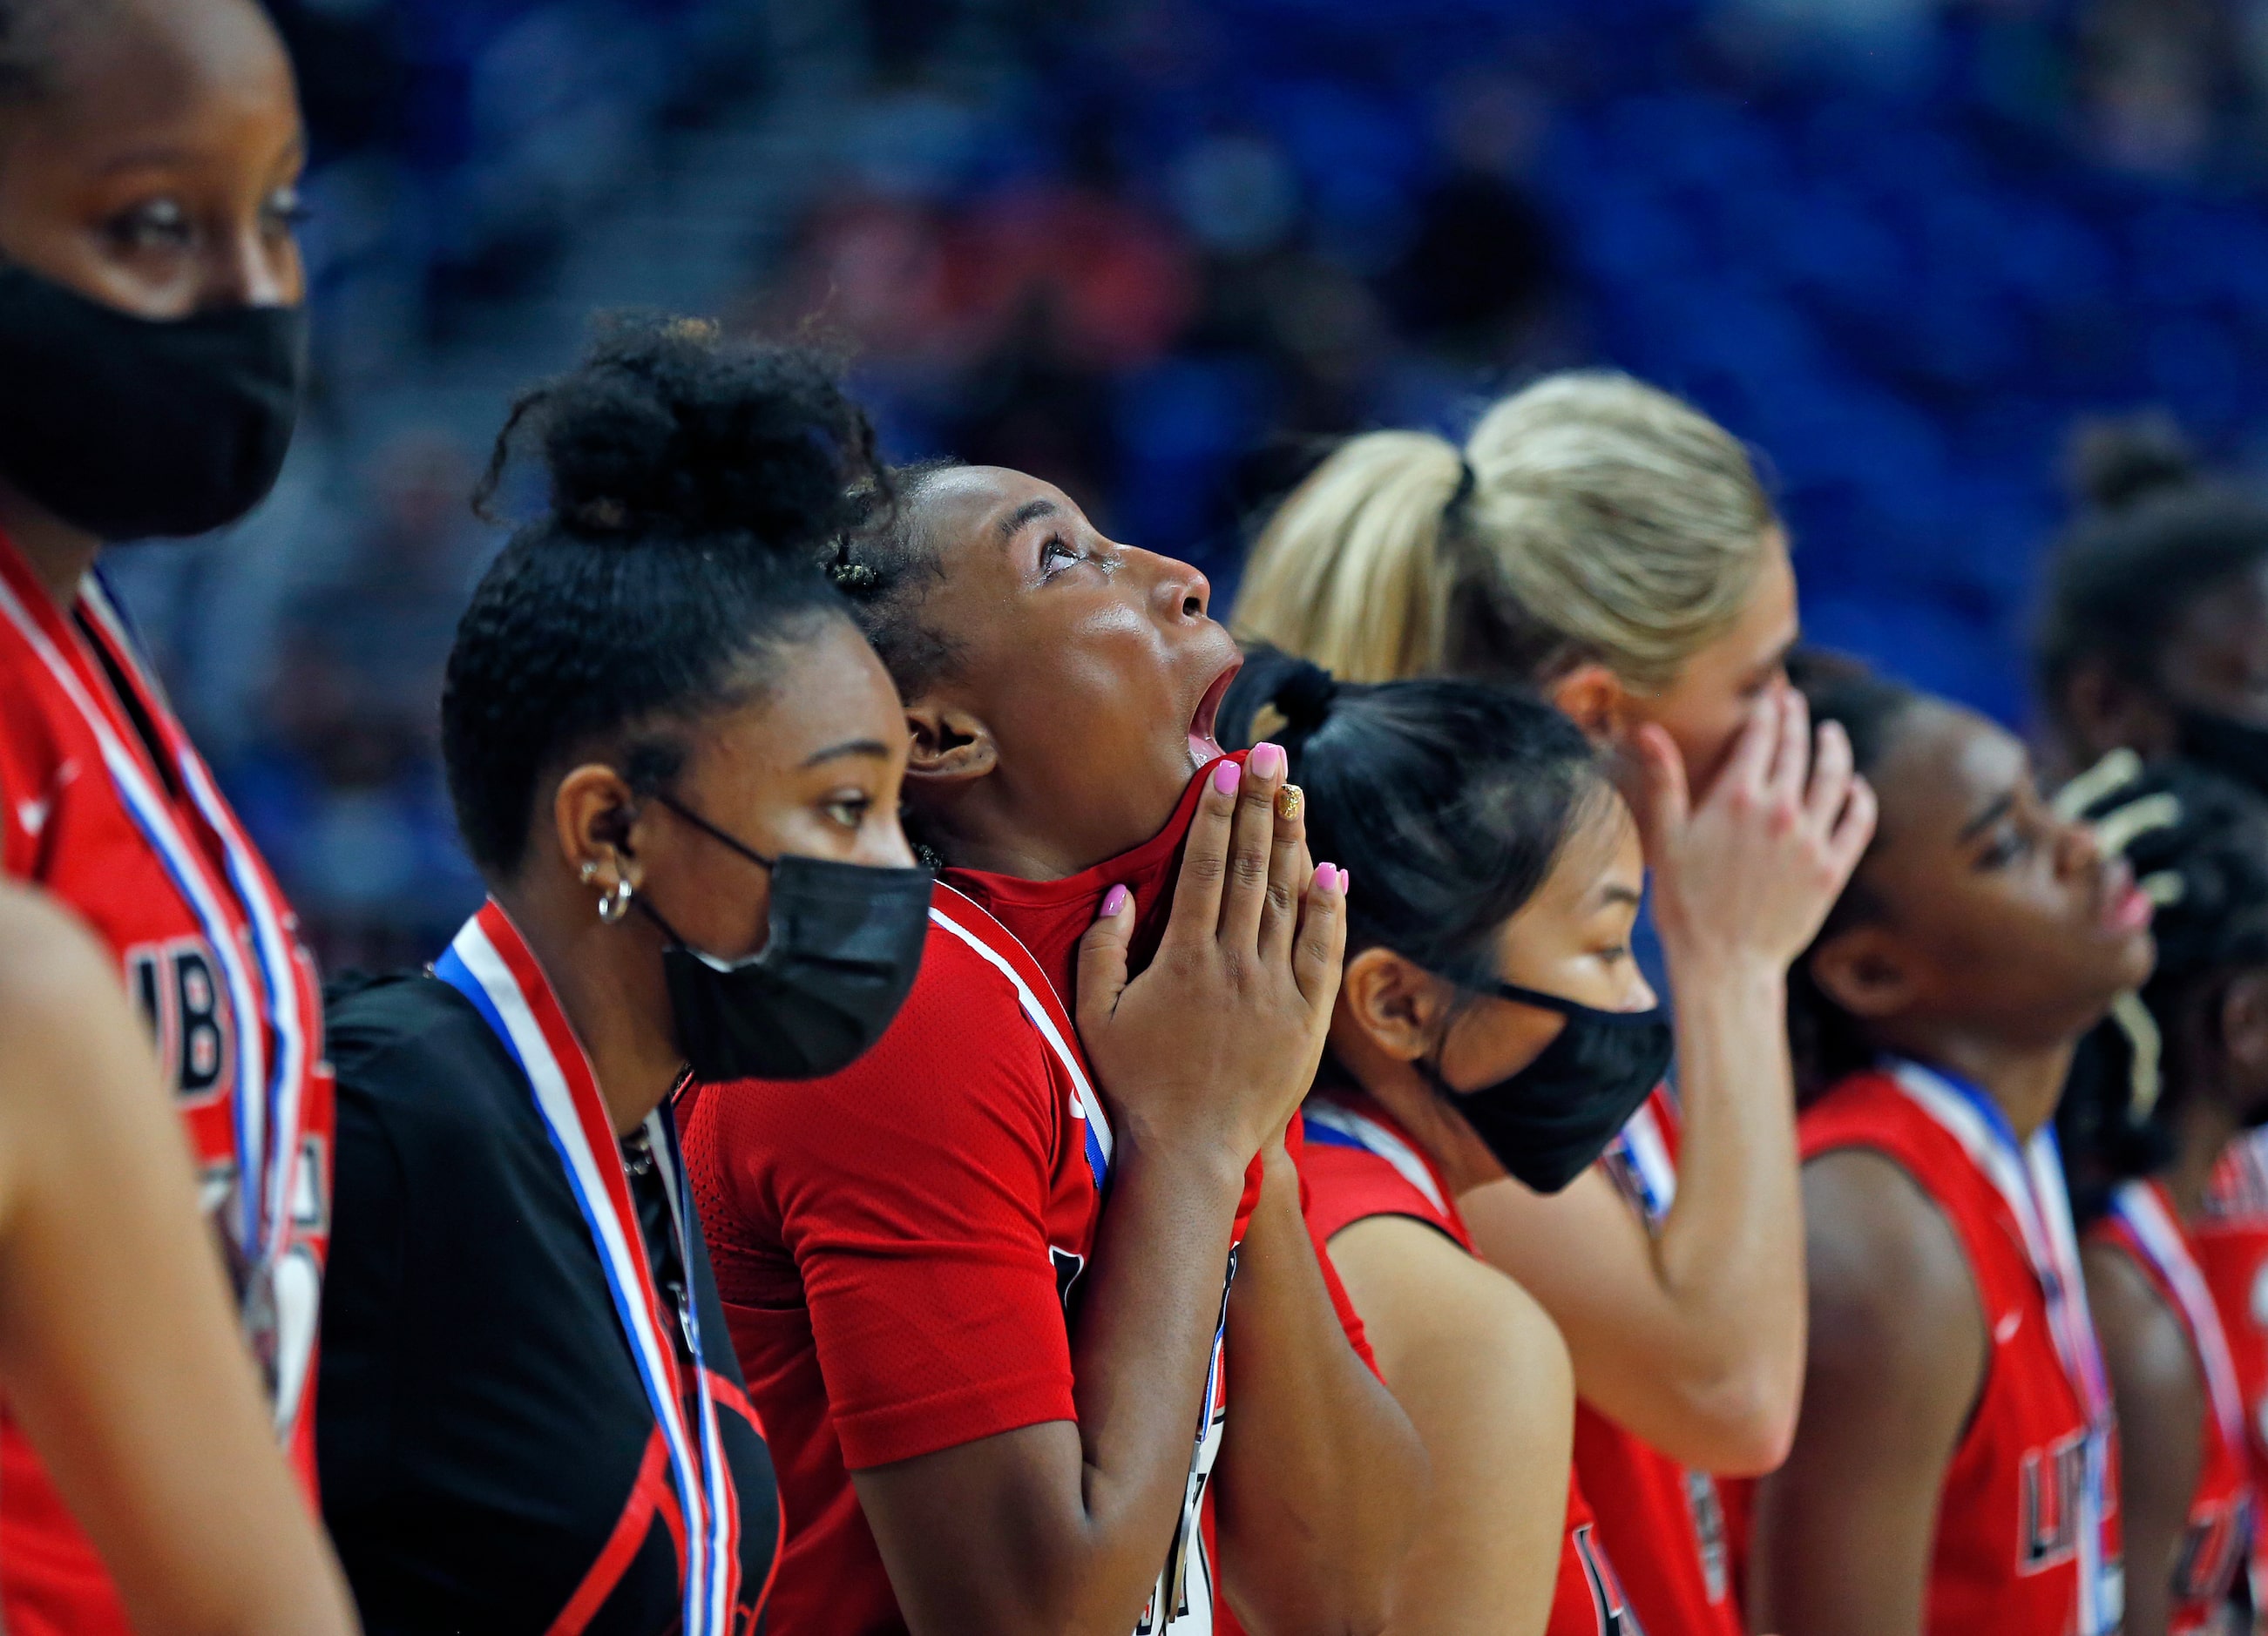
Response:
[2021, 1433, 2090, 1572]
[1892, 1061, 2125, 1633]
[126, 935, 233, 1106]
[0, 551, 328, 1470]
[2171, 1493, 2251, 1607]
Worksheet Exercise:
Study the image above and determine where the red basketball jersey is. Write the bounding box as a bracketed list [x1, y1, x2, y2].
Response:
[1800, 1065, 2122, 1636]
[2188, 1132, 2268, 1613]
[1300, 1092, 1642, 1635]
[2089, 1180, 2253, 1633]
[935, 755, 1389, 1636]
[0, 534, 331, 1634]
[1584, 1088, 1743, 1635]
[687, 760, 1263, 1636]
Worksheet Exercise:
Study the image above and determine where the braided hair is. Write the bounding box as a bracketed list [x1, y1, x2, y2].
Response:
[1218, 646, 1610, 987]
[443, 314, 884, 876]
[2057, 762, 2268, 1223]
[823, 459, 966, 700]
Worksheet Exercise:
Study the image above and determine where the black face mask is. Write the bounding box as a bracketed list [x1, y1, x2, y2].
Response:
[0, 261, 307, 541]
[1418, 980, 1675, 1194]
[635, 794, 933, 1082]
[2178, 707, 2268, 804]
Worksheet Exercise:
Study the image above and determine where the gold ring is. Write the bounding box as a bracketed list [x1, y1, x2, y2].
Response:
[1276, 783, 1304, 823]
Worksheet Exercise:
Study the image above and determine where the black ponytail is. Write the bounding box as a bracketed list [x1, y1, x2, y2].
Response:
[1221, 646, 1609, 984]
[443, 314, 884, 876]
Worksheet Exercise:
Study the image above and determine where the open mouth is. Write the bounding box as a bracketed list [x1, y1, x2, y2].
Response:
[2095, 856, 2155, 936]
[1188, 659, 1241, 769]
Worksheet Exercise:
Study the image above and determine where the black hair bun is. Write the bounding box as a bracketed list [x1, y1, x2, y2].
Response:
[478, 314, 881, 554]
[2068, 412, 2200, 516]
[1217, 643, 1345, 751]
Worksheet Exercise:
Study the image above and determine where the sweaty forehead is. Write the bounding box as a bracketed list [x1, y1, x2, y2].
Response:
[913, 466, 1076, 558]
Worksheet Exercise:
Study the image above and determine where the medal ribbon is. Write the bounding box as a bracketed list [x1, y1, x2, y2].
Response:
[1602, 1092, 1677, 1225]
[0, 549, 313, 1288]
[1892, 1058, 2122, 1634]
[2204, 1132, 2268, 1225]
[78, 576, 314, 1268]
[2109, 1179, 2248, 1459]
[1304, 1099, 1451, 1217]
[437, 901, 739, 1634]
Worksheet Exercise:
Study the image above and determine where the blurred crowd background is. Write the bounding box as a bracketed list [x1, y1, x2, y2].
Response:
[113, 0, 2268, 968]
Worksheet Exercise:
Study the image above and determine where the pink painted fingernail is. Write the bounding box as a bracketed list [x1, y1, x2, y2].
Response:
[1250, 741, 1284, 780]
[1336, 867, 1351, 893]
[1100, 884, 1129, 918]
[1314, 862, 1337, 892]
[1213, 759, 1242, 795]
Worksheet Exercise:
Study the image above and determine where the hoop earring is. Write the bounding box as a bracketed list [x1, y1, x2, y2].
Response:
[597, 878, 634, 923]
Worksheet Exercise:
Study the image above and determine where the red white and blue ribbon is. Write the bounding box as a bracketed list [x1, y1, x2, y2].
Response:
[2203, 1130, 2268, 1226]
[437, 900, 740, 1634]
[1602, 1089, 1678, 1227]
[2109, 1179, 2249, 1461]
[76, 577, 314, 1265]
[0, 554, 315, 1340]
[1304, 1099, 1451, 1218]
[1892, 1058, 2122, 1634]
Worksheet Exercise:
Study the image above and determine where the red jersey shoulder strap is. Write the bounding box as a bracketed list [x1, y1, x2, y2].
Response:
[1301, 1093, 1473, 1252]
[927, 882, 1112, 1188]
[2101, 1180, 2249, 1459]
[1800, 1069, 2018, 1290]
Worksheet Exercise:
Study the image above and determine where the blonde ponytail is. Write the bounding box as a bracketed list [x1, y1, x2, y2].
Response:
[1236, 430, 1468, 681]
[1236, 373, 1778, 695]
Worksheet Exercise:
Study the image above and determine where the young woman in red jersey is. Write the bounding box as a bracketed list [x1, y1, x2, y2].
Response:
[1215, 648, 1866, 1636]
[2055, 764, 2268, 1635]
[0, 884, 353, 1636]
[682, 460, 1423, 1636]
[1748, 656, 2158, 1636]
[1234, 374, 1865, 1635]
[0, 2, 335, 1628]
[2035, 419, 2268, 1601]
